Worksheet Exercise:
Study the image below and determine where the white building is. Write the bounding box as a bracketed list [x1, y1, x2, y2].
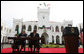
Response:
[10, 6, 73, 44]
[77, 23, 83, 37]
[78, 23, 83, 32]
[1, 20, 11, 43]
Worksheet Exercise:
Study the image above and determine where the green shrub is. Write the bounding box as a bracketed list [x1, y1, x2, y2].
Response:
[41, 44, 64, 48]
[49, 42, 53, 44]
[54, 45, 59, 48]
[46, 46, 49, 48]
[59, 45, 64, 48]
[41, 44, 47, 48]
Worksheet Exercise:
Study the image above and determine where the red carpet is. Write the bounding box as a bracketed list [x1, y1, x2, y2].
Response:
[1, 48, 83, 53]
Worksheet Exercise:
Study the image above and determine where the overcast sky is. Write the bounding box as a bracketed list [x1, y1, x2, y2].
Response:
[1, 1, 83, 28]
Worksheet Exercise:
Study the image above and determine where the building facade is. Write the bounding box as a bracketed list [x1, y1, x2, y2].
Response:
[11, 6, 73, 44]
[1, 20, 11, 43]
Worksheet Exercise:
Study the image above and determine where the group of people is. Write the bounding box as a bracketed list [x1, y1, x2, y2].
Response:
[13, 29, 40, 52]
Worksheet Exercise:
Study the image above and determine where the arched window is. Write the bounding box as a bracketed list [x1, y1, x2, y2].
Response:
[15, 25, 19, 31]
[28, 25, 32, 31]
[61, 26, 64, 32]
[52, 36, 54, 43]
[42, 25, 45, 28]
[55, 26, 59, 32]
[56, 35, 60, 44]
[43, 25, 46, 32]
[22, 25, 26, 30]
[68, 24, 72, 27]
[41, 36, 45, 44]
[34, 25, 37, 30]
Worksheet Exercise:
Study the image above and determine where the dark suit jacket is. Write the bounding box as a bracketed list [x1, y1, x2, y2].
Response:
[19, 33, 27, 37]
[29, 32, 39, 47]
[18, 33, 27, 45]
[29, 32, 39, 37]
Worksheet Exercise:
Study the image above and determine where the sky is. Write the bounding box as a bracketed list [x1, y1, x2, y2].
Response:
[1, 1, 83, 28]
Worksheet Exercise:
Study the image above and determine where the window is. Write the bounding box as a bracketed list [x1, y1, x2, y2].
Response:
[55, 26, 59, 32]
[61, 26, 64, 32]
[43, 16, 45, 19]
[42, 25, 45, 28]
[28, 25, 32, 31]
[68, 24, 72, 27]
[41, 36, 45, 44]
[34, 25, 37, 30]
[22, 25, 26, 30]
[15, 25, 19, 31]
[52, 36, 54, 43]
[56, 35, 60, 44]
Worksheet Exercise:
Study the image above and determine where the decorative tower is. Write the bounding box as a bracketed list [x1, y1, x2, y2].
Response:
[37, 3, 50, 27]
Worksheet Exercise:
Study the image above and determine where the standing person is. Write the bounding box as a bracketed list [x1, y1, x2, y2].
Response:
[29, 29, 40, 52]
[19, 29, 27, 52]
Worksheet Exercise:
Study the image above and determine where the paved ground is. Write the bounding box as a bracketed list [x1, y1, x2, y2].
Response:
[1, 44, 83, 49]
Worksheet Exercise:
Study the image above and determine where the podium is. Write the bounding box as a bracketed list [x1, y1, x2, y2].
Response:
[63, 27, 79, 53]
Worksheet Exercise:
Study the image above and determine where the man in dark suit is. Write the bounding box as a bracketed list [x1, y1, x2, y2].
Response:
[29, 29, 40, 52]
[19, 29, 27, 52]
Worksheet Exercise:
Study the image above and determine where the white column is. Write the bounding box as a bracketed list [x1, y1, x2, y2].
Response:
[32, 25, 33, 32]
[49, 35, 52, 43]
[54, 26, 55, 32]
[60, 36, 62, 44]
